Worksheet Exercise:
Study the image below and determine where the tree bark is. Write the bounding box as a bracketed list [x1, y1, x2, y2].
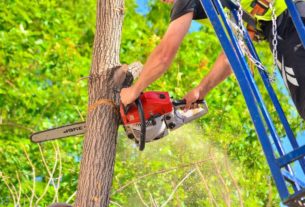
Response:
[74, 0, 125, 206]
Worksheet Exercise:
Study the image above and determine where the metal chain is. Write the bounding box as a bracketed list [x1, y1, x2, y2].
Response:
[236, 0, 244, 39]
[269, 0, 278, 82]
[227, 18, 267, 71]
[225, 1, 277, 81]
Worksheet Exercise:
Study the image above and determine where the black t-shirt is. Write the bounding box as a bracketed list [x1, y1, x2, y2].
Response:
[170, 0, 206, 22]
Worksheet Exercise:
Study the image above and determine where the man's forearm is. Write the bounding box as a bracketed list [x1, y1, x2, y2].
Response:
[132, 0, 177, 92]
[120, 12, 193, 106]
[132, 12, 193, 94]
[132, 43, 174, 93]
[197, 51, 232, 97]
[197, 29, 255, 97]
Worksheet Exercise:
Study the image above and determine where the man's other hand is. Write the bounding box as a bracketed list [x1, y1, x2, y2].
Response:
[183, 87, 202, 111]
[120, 86, 141, 106]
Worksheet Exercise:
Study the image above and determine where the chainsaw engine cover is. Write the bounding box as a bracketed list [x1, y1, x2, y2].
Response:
[120, 92, 173, 142]
[120, 92, 173, 124]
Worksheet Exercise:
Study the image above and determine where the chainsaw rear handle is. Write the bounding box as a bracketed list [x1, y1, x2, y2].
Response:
[172, 99, 206, 108]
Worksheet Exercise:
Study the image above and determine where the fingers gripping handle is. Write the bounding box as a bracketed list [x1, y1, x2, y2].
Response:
[170, 99, 208, 129]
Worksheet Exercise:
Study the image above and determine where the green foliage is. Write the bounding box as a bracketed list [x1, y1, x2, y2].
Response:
[0, 0, 92, 205]
[0, 0, 302, 206]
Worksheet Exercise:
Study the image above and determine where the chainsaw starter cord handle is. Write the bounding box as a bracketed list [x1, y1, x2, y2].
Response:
[135, 98, 146, 151]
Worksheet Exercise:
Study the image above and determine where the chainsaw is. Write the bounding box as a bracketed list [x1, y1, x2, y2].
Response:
[30, 91, 208, 151]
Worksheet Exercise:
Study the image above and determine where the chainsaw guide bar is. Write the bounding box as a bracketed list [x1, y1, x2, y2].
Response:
[30, 122, 86, 143]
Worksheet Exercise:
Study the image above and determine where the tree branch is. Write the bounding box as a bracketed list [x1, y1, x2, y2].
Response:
[195, 165, 218, 207]
[134, 183, 149, 207]
[52, 142, 62, 203]
[112, 158, 212, 195]
[0, 122, 35, 133]
[210, 151, 231, 207]
[0, 171, 17, 205]
[110, 200, 123, 207]
[66, 191, 77, 203]
[161, 169, 196, 207]
[22, 146, 36, 207]
[35, 143, 59, 205]
[223, 152, 244, 207]
[149, 193, 158, 207]
[16, 171, 22, 206]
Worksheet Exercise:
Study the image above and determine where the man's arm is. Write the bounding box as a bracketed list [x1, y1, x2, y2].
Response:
[183, 51, 232, 109]
[120, 12, 194, 106]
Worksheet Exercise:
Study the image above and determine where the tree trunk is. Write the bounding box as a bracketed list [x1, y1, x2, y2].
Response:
[74, 0, 125, 206]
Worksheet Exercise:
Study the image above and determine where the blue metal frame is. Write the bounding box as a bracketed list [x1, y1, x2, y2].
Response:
[278, 145, 305, 167]
[283, 170, 305, 188]
[198, 0, 305, 205]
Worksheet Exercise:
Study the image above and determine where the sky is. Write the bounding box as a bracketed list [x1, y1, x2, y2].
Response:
[135, 0, 202, 32]
[136, 0, 149, 14]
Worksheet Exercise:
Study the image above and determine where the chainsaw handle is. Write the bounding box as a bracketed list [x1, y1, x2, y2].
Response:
[122, 103, 132, 115]
[172, 99, 206, 108]
[135, 98, 146, 151]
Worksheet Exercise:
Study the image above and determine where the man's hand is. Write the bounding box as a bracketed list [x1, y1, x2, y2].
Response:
[183, 87, 202, 111]
[120, 86, 141, 106]
[182, 51, 232, 111]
